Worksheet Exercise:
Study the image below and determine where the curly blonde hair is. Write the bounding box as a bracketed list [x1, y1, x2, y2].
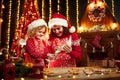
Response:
[26, 25, 49, 41]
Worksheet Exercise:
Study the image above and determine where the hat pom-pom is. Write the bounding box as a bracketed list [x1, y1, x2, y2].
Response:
[69, 26, 76, 33]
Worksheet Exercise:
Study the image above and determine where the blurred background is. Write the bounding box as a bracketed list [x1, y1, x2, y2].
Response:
[0, 0, 120, 50]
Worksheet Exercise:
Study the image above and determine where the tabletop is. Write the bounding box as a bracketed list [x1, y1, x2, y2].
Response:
[43, 67, 120, 80]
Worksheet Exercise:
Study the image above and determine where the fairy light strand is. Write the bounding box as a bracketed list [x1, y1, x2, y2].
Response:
[16, 0, 20, 29]
[49, 0, 52, 20]
[0, 0, 4, 47]
[88, 0, 89, 3]
[1, 0, 4, 18]
[7, 0, 12, 50]
[42, 0, 45, 19]
[76, 0, 79, 32]
[57, 0, 60, 13]
[112, 0, 115, 16]
[34, 0, 39, 15]
[66, 0, 69, 20]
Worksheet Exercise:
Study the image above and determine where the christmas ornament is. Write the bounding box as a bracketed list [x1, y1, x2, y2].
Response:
[88, 6, 105, 22]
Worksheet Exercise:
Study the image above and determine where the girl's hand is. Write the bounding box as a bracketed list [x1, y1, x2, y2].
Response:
[63, 45, 72, 53]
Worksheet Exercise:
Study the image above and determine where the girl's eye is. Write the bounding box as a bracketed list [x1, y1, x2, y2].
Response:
[39, 31, 42, 33]
[42, 32, 45, 34]
[57, 28, 60, 30]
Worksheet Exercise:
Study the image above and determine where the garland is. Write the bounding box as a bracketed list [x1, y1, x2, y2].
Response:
[88, 6, 105, 22]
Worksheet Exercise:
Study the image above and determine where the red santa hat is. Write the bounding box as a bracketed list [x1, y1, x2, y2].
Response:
[27, 19, 47, 32]
[48, 13, 76, 33]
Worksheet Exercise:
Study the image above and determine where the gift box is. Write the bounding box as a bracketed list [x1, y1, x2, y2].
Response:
[32, 64, 43, 79]
[0, 63, 16, 80]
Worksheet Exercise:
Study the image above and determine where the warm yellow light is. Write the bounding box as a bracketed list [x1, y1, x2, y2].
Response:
[72, 75, 76, 79]
[21, 77, 24, 80]
[111, 22, 117, 29]
[89, 3, 94, 9]
[2, 4, 5, 9]
[58, 75, 62, 78]
[49, 0, 52, 20]
[0, 51, 2, 55]
[42, 0, 45, 19]
[97, 1, 103, 7]
[78, 26, 87, 33]
[79, 27, 84, 31]
[66, 0, 69, 20]
[57, 0, 60, 12]
[25, 62, 34, 68]
[0, 18, 3, 22]
[44, 75, 48, 79]
[7, 0, 12, 50]
[76, 0, 79, 32]
[16, 0, 20, 29]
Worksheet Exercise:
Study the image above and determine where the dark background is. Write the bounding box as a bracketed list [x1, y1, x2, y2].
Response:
[1, 0, 120, 49]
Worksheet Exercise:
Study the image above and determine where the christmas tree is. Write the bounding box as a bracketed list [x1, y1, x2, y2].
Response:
[10, 0, 40, 57]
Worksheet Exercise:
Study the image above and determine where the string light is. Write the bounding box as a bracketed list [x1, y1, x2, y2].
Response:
[34, 0, 39, 13]
[16, 0, 21, 56]
[34, 0, 38, 8]
[66, 0, 69, 20]
[42, 0, 45, 19]
[76, 0, 79, 32]
[57, 0, 60, 13]
[0, 0, 4, 48]
[7, 0, 12, 51]
[112, 0, 115, 16]
[49, 0, 52, 20]
[35, 0, 40, 19]
[88, 0, 89, 3]
[16, 0, 20, 29]
[25, 0, 27, 2]
[0, 0, 4, 18]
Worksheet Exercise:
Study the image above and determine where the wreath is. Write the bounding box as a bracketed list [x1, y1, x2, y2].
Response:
[88, 6, 105, 22]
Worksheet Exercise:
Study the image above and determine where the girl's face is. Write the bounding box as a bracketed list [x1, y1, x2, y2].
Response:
[35, 27, 46, 39]
[52, 25, 64, 37]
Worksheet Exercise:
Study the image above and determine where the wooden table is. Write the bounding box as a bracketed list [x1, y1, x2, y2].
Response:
[43, 67, 120, 80]
[14, 67, 120, 80]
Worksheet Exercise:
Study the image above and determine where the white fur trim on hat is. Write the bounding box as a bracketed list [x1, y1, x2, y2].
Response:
[27, 19, 47, 32]
[69, 26, 76, 33]
[48, 18, 68, 28]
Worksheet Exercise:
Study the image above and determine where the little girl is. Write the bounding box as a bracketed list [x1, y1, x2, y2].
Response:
[24, 19, 50, 67]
